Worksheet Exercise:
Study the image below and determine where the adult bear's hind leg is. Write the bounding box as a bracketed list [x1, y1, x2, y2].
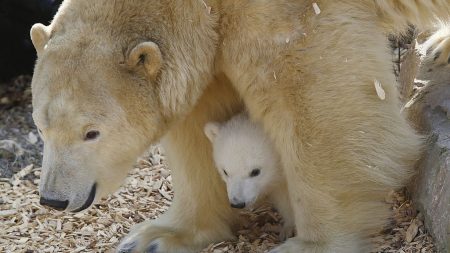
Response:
[117, 75, 243, 253]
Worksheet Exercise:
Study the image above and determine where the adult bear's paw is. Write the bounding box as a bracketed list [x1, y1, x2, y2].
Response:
[116, 216, 234, 253]
[116, 223, 195, 253]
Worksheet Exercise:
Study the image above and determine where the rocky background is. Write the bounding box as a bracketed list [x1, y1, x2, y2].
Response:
[404, 41, 450, 253]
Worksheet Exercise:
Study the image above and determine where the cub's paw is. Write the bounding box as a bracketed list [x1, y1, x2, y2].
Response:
[269, 237, 331, 253]
[270, 235, 367, 253]
[278, 225, 296, 241]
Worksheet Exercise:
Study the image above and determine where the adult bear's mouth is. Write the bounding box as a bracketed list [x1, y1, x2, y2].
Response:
[72, 183, 96, 212]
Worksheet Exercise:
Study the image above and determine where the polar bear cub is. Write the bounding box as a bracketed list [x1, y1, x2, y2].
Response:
[204, 113, 295, 240]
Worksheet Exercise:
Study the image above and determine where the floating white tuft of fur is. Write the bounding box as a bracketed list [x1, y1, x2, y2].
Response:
[312, 3, 321, 15]
[374, 79, 386, 100]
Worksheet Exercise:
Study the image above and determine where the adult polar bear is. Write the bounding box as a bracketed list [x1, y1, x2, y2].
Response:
[30, 1, 448, 252]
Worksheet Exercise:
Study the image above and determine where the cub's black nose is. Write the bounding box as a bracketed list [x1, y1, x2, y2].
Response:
[39, 197, 69, 211]
[230, 202, 246, 209]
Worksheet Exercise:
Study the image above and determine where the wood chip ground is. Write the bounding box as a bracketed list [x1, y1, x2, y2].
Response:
[0, 146, 436, 253]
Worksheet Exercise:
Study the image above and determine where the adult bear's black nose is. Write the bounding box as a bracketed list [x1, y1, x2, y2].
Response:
[230, 202, 246, 209]
[40, 197, 69, 210]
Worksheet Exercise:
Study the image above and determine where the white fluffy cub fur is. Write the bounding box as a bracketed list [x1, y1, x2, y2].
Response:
[204, 113, 295, 240]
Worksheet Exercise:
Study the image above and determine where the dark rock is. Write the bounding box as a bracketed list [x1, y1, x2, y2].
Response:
[412, 110, 450, 252]
[406, 41, 450, 253]
[0, 0, 62, 82]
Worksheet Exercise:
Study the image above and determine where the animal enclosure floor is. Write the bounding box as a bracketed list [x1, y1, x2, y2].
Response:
[0, 73, 437, 252]
[0, 147, 437, 253]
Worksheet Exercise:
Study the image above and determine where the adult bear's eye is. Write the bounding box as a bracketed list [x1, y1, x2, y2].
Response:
[84, 130, 100, 141]
[223, 169, 228, 177]
[249, 168, 260, 177]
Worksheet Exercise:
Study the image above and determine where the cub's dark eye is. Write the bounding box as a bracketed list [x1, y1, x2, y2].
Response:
[37, 128, 42, 134]
[84, 130, 100, 141]
[223, 169, 228, 177]
[249, 168, 261, 177]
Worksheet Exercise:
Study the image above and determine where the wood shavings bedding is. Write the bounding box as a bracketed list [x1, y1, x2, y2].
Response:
[0, 146, 436, 253]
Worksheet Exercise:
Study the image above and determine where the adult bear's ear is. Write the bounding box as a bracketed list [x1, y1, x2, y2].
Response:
[125, 42, 162, 79]
[204, 122, 221, 143]
[30, 23, 51, 56]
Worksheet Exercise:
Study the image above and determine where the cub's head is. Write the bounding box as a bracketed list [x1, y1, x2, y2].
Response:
[30, 0, 218, 212]
[204, 114, 280, 209]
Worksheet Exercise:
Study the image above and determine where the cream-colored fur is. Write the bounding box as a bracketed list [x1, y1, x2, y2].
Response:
[422, 24, 450, 66]
[217, 2, 431, 252]
[29, 1, 446, 252]
[403, 24, 450, 129]
[204, 113, 295, 240]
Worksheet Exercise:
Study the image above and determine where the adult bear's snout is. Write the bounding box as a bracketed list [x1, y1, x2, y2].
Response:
[39, 197, 69, 210]
[71, 183, 97, 212]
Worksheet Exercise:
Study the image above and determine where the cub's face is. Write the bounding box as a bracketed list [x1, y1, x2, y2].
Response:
[204, 119, 280, 209]
[217, 157, 277, 209]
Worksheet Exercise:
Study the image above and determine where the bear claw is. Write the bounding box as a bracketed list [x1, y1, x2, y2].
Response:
[116, 241, 137, 253]
[433, 51, 441, 62]
[144, 243, 158, 253]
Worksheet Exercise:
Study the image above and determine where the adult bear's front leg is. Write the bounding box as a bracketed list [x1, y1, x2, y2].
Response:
[117, 75, 243, 253]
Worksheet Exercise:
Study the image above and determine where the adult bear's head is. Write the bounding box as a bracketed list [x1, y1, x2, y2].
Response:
[30, 0, 219, 212]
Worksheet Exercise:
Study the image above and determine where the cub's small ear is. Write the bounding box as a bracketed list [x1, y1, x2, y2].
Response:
[204, 122, 221, 143]
[30, 23, 50, 56]
[125, 42, 162, 79]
